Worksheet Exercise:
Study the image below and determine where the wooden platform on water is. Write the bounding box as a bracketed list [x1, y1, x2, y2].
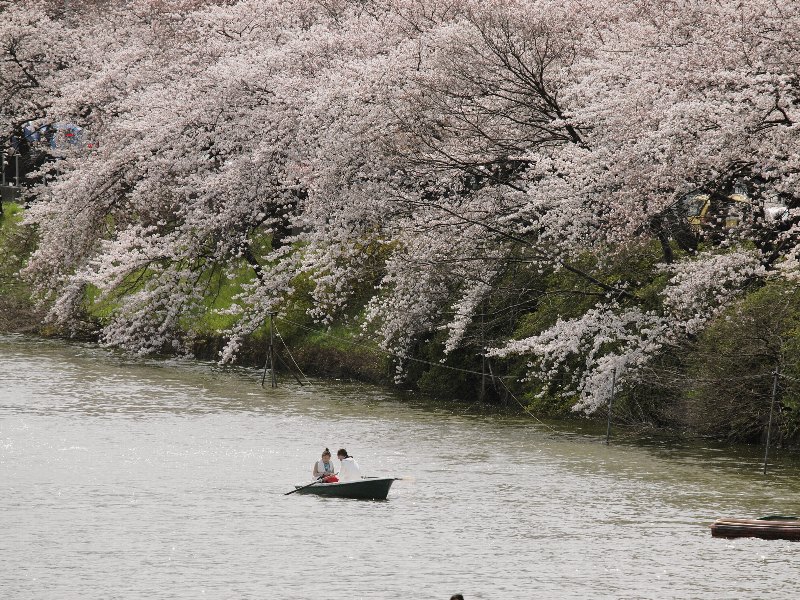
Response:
[711, 517, 800, 541]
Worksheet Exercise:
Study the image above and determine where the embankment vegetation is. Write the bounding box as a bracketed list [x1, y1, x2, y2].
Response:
[3, 200, 799, 442]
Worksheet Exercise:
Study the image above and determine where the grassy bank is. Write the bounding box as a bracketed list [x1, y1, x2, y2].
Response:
[0, 202, 45, 333]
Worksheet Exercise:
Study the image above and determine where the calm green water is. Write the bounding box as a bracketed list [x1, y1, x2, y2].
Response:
[1, 334, 799, 599]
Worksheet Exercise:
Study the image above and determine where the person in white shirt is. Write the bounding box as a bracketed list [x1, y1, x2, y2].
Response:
[336, 448, 362, 482]
[312, 448, 337, 481]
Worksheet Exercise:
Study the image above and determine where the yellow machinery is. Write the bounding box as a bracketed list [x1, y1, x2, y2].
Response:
[684, 191, 750, 231]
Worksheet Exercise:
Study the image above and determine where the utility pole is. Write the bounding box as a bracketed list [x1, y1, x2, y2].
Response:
[269, 312, 277, 388]
[260, 312, 278, 388]
[480, 310, 486, 402]
[763, 368, 780, 475]
[605, 368, 617, 445]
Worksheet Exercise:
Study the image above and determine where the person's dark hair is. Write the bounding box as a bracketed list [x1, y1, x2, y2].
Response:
[337, 448, 349, 458]
[450, 595, 464, 600]
[322, 448, 331, 456]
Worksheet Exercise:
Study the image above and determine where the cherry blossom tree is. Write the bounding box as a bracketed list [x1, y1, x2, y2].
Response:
[5, 0, 798, 414]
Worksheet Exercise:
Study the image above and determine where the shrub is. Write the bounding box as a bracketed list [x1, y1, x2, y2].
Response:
[683, 282, 800, 442]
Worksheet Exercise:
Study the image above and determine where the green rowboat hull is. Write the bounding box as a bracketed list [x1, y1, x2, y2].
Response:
[293, 477, 396, 500]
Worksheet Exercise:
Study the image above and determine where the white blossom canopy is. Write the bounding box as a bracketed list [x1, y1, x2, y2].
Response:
[3, 0, 798, 412]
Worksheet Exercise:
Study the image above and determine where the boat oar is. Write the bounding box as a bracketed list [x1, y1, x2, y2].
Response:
[285, 476, 324, 496]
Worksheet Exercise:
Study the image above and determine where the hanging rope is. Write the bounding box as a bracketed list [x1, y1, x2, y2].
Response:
[494, 374, 562, 435]
[275, 315, 569, 432]
[272, 320, 310, 384]
[271, 316, 794, 439]
[276, 315, 517, 380]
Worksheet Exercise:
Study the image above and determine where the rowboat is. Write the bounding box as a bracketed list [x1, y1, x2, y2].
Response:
[292, 477, 396, 500]
[711, 516, 800, 541]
